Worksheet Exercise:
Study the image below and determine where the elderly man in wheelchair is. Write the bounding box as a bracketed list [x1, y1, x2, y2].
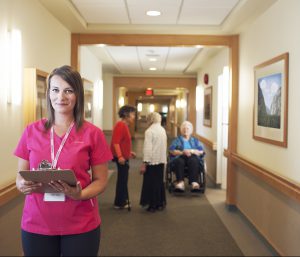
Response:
[169, 121, 205, 193]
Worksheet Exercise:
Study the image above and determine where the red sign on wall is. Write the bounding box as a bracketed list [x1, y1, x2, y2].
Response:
[145, 88, 153, 96]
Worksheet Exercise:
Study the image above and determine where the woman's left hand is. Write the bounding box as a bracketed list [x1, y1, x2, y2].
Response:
[140, 164, 146, 174]
[49, 180, 82, 200]
[183, 149, 192, 157]
[131, 151, 137, 159]
[195, 150, 204, 156]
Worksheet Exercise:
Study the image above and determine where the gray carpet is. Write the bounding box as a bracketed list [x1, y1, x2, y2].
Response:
[99, 158, 243, 256]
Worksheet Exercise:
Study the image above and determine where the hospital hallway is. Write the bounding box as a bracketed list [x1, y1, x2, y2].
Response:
[2, 1, 300, 256]
[0, 132, 276, 256]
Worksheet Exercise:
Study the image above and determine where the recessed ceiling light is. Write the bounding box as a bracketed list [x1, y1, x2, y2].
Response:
[149, 67, 157, 71]
[195, 45, 203, 49]
[146, 10, 161, 16]
[149, 58, 157, 62]
[96, 44, 106, 47]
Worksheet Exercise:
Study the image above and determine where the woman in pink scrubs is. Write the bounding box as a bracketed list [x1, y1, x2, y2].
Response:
[14, 65, 112, 256]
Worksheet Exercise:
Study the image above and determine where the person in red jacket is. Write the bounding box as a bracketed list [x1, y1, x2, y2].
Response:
[111, 105, 136, 209]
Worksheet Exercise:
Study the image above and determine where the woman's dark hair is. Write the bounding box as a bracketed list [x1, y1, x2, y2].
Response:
[118, 105, 136, 119]
[44, 65, 84, 130]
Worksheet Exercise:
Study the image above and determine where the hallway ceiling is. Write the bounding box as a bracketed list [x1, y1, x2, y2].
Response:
[40, 0, 277, 76]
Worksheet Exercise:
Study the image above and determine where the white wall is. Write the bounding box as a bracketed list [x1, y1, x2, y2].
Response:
[0, 0, 70, 188]
[196, 48, 229, 143]
[103, 73, 114, 130]
[238, 0, 300, 183]
[79, 46, 103, 129]
[236, 0, 300, 255]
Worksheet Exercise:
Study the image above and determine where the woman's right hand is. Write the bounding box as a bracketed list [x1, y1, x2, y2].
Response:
[17, 177, 42, 195]
[16, 159, 42, 195]
[118, 156, 126, 165]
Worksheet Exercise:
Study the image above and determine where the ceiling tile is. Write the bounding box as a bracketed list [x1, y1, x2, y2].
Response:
[106, 46, 142, 73]
[165, 47, 199, 71]
[179, 0, 240, 25]
[71, 0, 129, 23]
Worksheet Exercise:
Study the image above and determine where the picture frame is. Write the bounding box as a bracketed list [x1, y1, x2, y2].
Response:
[253, 52, 289, 147]
[203, 86, 212, 127]
[83, 78, 94, 123]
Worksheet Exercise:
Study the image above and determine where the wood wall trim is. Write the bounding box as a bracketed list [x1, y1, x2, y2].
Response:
[36, 69, 49, 78]
[223, 149, 230, 158]
[227, 152, 300, 203]
[226, 35, 239, 205]
[195, 134, 216, 151]
[71, 32, 239, 206]
[0, 182, 19, 207]
[75, 33, 232, 46]
[71, 34, 80, 70]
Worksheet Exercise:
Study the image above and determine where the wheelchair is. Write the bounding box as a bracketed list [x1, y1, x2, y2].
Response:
[165, 155, 206, 194]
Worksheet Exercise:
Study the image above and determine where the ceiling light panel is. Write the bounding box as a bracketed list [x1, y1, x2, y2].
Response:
[126, 0, 181, 24]
[137, 47, 168, 71]
[71, 0, 129, 24]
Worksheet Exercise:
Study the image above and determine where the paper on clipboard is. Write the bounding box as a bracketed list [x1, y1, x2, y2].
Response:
[19, 169, 77, 193]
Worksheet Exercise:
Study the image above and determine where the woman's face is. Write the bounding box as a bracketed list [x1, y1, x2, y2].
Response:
[125, 111, 136, 124]
[181, 125, 192, 137]
[49, 75, 77, 116]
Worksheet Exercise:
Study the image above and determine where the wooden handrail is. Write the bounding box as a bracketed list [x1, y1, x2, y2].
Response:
[225, 152, 300, 203]
[0, 182, 20, 207]
[195, 134, 217, 151]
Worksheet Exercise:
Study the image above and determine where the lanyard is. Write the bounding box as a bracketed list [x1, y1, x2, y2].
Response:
[50, 122, 74, 169]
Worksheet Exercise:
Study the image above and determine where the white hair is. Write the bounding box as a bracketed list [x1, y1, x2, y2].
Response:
[147, 112, 162, 124]
[180, 121, 193, 134]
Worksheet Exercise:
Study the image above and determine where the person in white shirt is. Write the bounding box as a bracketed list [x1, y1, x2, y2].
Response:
[140, 112, 167, 212]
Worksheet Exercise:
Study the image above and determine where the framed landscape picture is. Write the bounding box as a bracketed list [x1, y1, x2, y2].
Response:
[83, 78, 94, 123]
[253, 52, 289, 147]
[203, 86, 212, 127]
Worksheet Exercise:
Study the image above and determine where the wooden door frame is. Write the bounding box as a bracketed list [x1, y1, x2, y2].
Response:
[71, 33, 239, 205]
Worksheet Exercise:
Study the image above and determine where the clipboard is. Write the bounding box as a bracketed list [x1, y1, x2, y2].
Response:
[19, 169, 77, 193]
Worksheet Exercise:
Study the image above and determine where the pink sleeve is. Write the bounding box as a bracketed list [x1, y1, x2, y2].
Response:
[14, 127, 30, 161]
[90, 128, 113, 166]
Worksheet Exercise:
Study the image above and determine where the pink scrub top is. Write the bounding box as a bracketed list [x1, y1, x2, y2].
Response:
[14, 119, 112, 235]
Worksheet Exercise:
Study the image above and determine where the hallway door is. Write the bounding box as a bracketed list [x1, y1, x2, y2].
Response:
[217, 66, 229, 189]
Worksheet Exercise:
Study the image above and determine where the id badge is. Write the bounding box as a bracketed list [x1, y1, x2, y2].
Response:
[44, 193, 65, 202]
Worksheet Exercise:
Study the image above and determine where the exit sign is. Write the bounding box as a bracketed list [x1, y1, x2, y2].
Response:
[145, 88, 153, 96]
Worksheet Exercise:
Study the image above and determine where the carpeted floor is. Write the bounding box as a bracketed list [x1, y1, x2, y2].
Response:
[99, 158, 243, 256]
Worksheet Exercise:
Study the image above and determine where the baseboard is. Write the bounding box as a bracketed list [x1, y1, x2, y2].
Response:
[206, 172, 221, 189]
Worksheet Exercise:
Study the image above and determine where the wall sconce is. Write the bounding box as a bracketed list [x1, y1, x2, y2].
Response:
[180, 99, 187, 108]
[93, 79, 103, 110]
[149, 104, 154, 112]
[162, 105, 168, 113]
[175, 99, 181, 108]
[137, 102, 143, 112]
[5, 29, 22, 105]
[87, 103, 92, 111]
[118, 96, 124, 107]
[196, 85, 203, 111]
